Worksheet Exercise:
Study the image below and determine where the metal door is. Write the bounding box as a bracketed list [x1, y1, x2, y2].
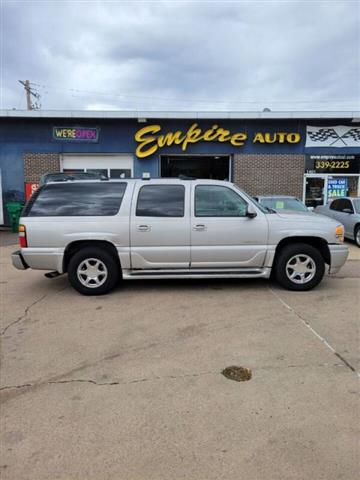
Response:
[130, 182, 191, 269]
[190, 183, 268, 268]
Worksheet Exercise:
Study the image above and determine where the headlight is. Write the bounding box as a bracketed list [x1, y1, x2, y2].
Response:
[335, 225, 344, 243]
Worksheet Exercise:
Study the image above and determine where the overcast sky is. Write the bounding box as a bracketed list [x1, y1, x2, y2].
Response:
[1, 0, 359, 112]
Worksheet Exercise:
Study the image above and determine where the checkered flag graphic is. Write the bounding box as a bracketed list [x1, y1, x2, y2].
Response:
[307, 128, 339, 142]
[341, 128, 360, 142]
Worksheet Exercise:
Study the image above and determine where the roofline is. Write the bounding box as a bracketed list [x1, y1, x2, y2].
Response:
[1, 109, 360, 120]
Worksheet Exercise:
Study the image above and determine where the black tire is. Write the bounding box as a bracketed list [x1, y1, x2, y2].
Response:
[68, 247, 120, 295]
[274, 243, 325, 291]
[354, 225, 360, 248]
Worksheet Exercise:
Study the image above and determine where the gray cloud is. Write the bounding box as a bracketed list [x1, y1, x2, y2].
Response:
[1, 0, 359, 111]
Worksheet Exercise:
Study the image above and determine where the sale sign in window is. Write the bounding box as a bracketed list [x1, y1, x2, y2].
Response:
[327, 178, 348, 198]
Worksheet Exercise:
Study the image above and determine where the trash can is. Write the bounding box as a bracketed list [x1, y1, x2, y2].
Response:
[5, 202, 24, 233]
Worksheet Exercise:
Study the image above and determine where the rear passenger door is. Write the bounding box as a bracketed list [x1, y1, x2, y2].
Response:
[130, 182, 190, 269]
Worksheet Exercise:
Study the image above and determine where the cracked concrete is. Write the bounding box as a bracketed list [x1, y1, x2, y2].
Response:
[0, 239, 359, 480]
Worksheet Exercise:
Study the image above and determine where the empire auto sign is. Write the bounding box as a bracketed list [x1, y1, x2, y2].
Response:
[134, 123, 301, 158]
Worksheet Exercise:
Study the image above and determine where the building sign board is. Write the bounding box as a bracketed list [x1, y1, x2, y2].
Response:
[305, 126, 360, 148]
[305, 155, 360, 174]
[134, 123, 301, 158]
[53, 127, 99, 142]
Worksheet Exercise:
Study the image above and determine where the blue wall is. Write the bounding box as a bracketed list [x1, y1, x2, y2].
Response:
[0, 116, 358, 223]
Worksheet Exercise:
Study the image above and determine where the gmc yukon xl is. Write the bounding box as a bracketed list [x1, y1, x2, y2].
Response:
[12, 179, 349, 295]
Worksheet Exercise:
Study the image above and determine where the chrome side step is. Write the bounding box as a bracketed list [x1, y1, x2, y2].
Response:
[122, 267, 271, 280]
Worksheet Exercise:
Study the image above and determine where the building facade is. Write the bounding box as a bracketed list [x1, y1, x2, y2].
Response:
[0, 110, 359, 224]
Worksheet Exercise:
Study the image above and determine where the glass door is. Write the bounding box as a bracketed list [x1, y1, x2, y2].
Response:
[304, 176, 326, 207]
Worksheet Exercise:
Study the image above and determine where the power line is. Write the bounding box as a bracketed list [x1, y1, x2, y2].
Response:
[30, 82, 357, 106]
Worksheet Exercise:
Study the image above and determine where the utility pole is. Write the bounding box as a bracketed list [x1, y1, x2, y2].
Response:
[18, 80, 41, 110]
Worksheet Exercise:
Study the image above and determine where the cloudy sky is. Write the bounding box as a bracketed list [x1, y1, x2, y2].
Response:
[1, 0, 359, 111]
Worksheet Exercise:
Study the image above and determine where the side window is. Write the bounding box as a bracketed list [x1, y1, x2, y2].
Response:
[330, 199, 340, 211]
[342, 199, 354, 212]
[24, 183, 127, 217]
[195, 185, 247, 217]
[136, 185, 185, 217]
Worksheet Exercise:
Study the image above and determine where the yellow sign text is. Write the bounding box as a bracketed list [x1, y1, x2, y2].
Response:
[135, 123, 247, 158]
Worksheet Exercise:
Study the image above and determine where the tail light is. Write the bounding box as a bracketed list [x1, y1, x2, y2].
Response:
[19, 224, 28, 248]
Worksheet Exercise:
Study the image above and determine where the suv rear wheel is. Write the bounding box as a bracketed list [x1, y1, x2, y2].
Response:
[68, 247, 120, 295]
[274, 243, 325, 291]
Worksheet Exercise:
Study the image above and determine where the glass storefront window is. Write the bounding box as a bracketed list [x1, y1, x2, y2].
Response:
[305, 177, 325, 207]
[304, 175, 359, 206]
[347, 176, 359, 197]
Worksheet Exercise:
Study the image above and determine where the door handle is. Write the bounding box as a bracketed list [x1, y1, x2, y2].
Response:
[137, 224, 151, 232]
[193, 224, 206, 231]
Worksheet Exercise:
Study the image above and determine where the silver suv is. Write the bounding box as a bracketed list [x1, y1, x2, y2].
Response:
[12, 179, 348, 295]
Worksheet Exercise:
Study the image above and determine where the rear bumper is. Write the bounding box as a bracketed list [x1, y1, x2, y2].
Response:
[328, 244, 349, 274]
[11, 250, 29, 270]
[12, 248, 64, 272]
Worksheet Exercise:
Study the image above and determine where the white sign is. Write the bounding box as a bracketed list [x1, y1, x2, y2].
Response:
[306, 125, 360, 148]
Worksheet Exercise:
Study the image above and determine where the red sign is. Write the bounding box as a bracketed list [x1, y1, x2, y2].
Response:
[25, 182, 39, 200]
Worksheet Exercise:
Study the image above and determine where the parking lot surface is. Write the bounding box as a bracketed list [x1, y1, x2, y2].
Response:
[1, 232, 359, 480]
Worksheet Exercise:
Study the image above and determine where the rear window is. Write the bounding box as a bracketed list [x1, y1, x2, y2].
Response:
[23, 182, 127, 217]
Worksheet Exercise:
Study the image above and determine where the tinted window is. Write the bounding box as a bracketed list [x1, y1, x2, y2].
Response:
[330, 199, 341, 211]
[24, 182, 127, 217]
[342, 199, 354, 212]
[195, 185, 247, 217]
[136, 185, 185, 217]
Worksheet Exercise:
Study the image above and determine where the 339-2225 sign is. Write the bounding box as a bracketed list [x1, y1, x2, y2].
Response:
[305, 155, 360, 174]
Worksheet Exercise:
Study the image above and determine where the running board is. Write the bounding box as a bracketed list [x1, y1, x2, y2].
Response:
[122, 268, 271, 280]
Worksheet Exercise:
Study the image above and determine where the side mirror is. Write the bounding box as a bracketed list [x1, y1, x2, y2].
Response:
[246, 203, 257, 218]
[342, 208, 353, 214]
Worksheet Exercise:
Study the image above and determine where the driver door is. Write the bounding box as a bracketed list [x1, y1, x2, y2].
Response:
[190, 183, 268, 268]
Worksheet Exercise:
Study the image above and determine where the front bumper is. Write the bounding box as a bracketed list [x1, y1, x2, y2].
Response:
[328, 244, 349, 274]
[11, 250, 29, 270]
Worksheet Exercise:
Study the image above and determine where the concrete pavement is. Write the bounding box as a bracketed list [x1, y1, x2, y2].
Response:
[0, 235, 359, 480]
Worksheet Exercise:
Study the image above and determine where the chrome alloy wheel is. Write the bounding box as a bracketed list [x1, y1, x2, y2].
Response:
[285, 254, 316, 284]
[77, 258, 108, 288]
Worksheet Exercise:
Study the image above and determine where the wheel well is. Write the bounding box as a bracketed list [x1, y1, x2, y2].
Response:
[274, 237, 331, 265]
[63, 240, 120, 273]
[354, 223, 360, 235]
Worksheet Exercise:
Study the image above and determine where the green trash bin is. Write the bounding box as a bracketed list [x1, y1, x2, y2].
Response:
[5, 202, 24, 233]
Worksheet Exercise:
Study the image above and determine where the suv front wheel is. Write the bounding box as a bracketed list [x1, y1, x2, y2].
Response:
[68, 247, 120, 295]
[274, 243, 325, 291]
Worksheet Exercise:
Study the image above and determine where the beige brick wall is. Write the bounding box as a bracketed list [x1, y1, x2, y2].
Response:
[233, 154, 305, 198]
[23, 153, 60, 183]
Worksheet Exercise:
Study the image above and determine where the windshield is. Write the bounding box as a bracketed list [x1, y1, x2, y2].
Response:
[353, 199, 360, 213]
[260, 197, 308, 212]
